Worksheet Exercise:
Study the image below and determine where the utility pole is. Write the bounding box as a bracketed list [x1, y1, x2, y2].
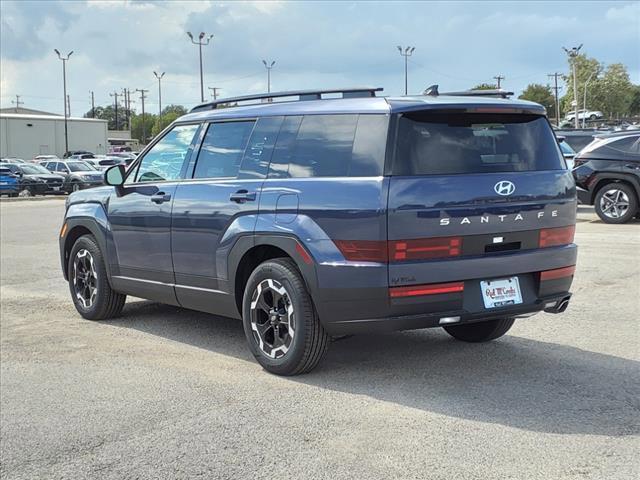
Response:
[123, 88, 131, 129]
[563, 44, 583, 129]
[90, 91, 95, 118]
[582, 71, 596, 128]
[154, 71, 165, 123]
[548, 72, 561, 126]
[493, 75, 505, 89]
[54, 49, 73, 155]
[11, 95, 23, 112]
[136, 88, 149, 145]
[66, 95, 71, 117]
[262, 60, 275, 93]
[187, 31, 214, 103]
[209, 87, 221, 100]
[397, 46, 415, 95]
[110, 91, 119, 130]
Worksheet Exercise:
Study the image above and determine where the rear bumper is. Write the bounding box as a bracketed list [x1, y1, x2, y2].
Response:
[325, 292, 571, 335]
[312, 244, 577, 335]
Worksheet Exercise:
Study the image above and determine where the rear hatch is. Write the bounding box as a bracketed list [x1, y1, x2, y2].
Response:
[387, 110, 576, 288]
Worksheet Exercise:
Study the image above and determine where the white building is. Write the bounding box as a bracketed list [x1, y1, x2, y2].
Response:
[0, 113, 108, 159]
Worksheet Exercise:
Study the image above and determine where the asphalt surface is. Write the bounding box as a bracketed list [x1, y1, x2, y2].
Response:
[1, 199, 639, 480]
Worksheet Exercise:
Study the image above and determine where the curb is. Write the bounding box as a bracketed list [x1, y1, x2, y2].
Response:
[0, 195, 67, 203]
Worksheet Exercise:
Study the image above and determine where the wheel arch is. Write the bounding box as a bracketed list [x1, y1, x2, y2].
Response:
[590, 173, 640, 206]
[229, 235, 319, 317]
[61, 218, 112, 283]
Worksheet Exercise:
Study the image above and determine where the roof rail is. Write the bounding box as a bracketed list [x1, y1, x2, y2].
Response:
[422, 84, 513, 99]
[190, 87, 384, 112]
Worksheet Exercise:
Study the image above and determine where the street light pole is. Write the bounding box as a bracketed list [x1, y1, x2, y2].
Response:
[563, 44, 583, 129]
[582, 71, 596, 128]
[262, 60, 276, 93]
[154, 71, 165, 123]
[54, 49, 73, 155]
[187, 31, 213, 103]
[397, 46, 415, 95]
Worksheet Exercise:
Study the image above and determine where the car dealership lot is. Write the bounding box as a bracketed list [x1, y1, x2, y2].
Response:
[0, 200, 638, 479]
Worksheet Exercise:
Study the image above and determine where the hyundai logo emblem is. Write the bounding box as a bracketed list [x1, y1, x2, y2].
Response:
[494, 180, 516, 196]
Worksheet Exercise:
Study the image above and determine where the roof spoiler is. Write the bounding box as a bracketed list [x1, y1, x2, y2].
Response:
[190, 87, 384, 112]
[423, 84, 514, 99]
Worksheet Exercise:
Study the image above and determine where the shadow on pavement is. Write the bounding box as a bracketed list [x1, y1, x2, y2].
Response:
[105, 300, 640, 437]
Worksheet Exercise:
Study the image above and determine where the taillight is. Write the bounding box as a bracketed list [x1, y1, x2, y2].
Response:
[389, 281, 464, 298]
[539, 225, 575, 248]
[540, 265, 576, 281]
[389, 237, 461, 261]
[333, 240, 388, 262]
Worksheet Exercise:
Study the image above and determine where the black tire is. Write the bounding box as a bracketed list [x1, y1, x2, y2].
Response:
[242, 258, 329, 375]
[68, 234, 126, 320]
[594, 182, 637, 224]
[71, 181, 81, 192]
[444, 318, 515, 343]
[589, 114, 597, 120]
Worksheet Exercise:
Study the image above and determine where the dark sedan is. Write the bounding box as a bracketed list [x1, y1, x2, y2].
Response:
[4, 163, 66, 196]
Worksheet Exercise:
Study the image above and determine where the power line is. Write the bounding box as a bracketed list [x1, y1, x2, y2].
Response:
[11, 95, 23, 112]
[136, 88, 149, 144]
[548, 72, 562, 126]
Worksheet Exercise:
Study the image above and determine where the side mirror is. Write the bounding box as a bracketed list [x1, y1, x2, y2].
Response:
[105, 164, 125, 187]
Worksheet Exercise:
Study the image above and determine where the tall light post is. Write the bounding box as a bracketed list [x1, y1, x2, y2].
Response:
[187, 31, 213, 103]
[397, 46, 415, 95]
[262, 60, 275, 93]
[563, 44, 583, 129]
[54, 49, 73, 155]
[582, 71, 596, 128]
[154, 71, 165, 124]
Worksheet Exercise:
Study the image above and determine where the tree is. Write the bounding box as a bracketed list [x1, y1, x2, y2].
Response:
[130, 113, 157, 144]
[560, 53, 635, 120]
[161, 104, 187, 117]
[629, 85, 640, 116]
[151, 111, 182, 137]
[471, 83, 498, 90]
[519, 83, 556, 118]
[83, 105, 133, 130]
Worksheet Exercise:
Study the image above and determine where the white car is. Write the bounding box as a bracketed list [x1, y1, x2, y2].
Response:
[565, 109, 604, 122]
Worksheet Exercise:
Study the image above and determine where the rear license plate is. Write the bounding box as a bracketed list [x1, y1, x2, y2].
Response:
[480, 277, 523, 309]
[52, 186, 60, 191]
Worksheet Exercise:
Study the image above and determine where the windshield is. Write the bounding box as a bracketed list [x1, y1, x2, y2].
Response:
[394, 112, 564, 175]
[20, 164, 51, 174]
[67, 161, 96, 172]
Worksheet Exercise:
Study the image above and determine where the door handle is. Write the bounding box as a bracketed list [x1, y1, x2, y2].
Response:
[150, 192, 171, 204]
[230, 190, 256, 203]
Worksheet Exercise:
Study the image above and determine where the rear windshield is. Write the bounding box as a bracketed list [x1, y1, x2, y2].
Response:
[394, 112, 564, 175]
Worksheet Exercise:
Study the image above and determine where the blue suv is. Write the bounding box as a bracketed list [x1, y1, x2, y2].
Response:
[59, 87, 577, 375]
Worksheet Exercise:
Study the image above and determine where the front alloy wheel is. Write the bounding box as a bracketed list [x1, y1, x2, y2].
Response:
[250, 279, 295, 359]
[72, 248, 98, 308]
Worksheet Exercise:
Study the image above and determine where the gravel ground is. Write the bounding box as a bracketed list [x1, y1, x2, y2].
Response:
[1, 200, 638, 480]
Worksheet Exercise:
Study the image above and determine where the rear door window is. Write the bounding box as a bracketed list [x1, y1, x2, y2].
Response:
[394, 112, 564, 175]
[193, 121, 255, 179]
[268, 114, 387, 178]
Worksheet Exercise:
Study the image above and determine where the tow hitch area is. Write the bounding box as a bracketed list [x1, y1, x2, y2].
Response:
[543, 294, 572, 314]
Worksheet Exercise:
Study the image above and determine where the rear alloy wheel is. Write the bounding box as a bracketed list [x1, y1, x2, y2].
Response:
[444, 318, 515, 343]
[71, 182, 81, 192]
[68, 235, 126, 320]
[242, 258, 329, 375]
[594, 182, 637, 224]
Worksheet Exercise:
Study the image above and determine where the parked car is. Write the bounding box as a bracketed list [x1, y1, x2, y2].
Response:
[40, 160, 104, 192]
[0, 165, 20, 197]
[59, 87, 577, 375]
[565, 109, 604, 122]
[0, 157, 27, 164]
[3, 163, 66, 196]
[573, 131, 640, 223]
[108, 152, 137, 165]
[63, 150, 94, 159]
[82, 155, 124, 171]
[33, 154, 61, 163]
[556, 136, 577, 170]
[554, 129, 600, 153]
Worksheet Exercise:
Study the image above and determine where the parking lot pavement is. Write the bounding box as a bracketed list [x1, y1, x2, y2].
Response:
[0, 200, 638, 480]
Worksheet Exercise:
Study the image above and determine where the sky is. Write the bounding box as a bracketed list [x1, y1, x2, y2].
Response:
[1, 0, 638, 117]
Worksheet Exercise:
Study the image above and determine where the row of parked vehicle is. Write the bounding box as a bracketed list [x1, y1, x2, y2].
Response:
[0, 151, 138, 197]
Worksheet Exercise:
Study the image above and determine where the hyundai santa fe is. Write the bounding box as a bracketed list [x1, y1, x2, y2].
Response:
[59, 87, 577, 375]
